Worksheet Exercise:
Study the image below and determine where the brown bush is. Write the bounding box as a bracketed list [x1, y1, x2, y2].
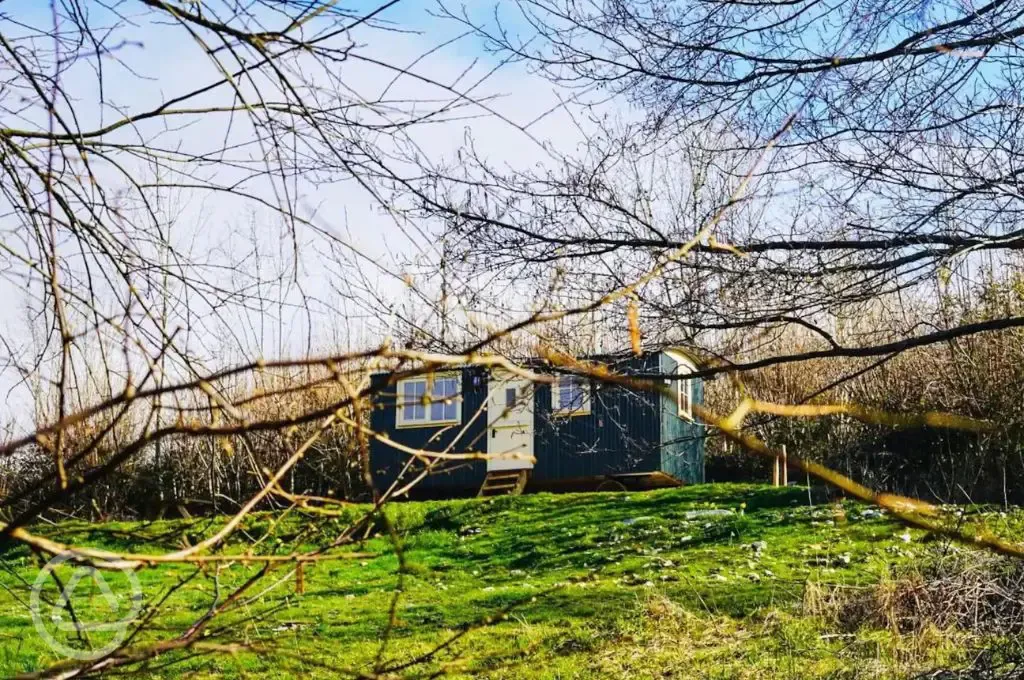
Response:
[806, 548, 1024, 636]
[706, 274, 1024, 504]
[0, 365, 370, 520]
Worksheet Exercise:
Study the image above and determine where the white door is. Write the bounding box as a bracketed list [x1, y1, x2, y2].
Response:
[486, 372, 535, 471]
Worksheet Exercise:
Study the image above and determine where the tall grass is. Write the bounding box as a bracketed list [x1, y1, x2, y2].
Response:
[0, 364, 368, 520]
[706, 273, 1024, 504]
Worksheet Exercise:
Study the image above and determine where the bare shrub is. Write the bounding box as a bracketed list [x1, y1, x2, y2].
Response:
[706, 276, 1024, 504]
[807, 549, 1024, 636]
[1, 365, 368, 520]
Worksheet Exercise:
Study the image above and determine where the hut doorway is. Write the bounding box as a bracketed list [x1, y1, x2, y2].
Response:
[486, 371, 535, 471]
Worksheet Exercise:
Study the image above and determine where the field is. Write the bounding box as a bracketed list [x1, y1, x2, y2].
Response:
[1, 484, 1019, 679]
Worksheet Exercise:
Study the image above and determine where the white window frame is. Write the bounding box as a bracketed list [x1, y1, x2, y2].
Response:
[677, 372, 693, 421]
[665, 349, 697, 421]
[551, 374, 591, 416]
[395, 373, 462, 428]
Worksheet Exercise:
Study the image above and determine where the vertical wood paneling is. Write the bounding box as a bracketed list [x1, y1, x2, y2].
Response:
[368, 352, 707, 495]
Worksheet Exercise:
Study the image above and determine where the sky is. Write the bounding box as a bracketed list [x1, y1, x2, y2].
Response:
[2, 0, 1007, 434]
[0, 0, 599, 431]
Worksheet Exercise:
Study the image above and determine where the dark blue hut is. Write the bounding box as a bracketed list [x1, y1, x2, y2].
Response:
[368, 349, 705, 497]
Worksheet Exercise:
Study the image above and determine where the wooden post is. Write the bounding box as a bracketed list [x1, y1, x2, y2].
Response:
[772, 454, 780, 487]
[295, 562, 305, 595]
[782, 445, 788, 486]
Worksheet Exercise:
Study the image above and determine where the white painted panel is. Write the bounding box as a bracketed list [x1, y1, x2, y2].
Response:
[486, 374, 533, 429]
[488, 425, 534, 471]
[487, 371, 535, 471]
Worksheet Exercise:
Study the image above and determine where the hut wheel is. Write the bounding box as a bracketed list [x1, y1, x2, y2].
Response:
[596, 478, 627, 493]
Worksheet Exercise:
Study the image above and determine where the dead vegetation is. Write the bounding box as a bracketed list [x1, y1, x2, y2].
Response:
[805, 547, 1024, 637]
[1, 365, 369, 520]
[707, 276, 1024, 504]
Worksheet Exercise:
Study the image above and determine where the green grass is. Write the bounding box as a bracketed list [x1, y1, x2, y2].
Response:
[0, 484, 1014, 678]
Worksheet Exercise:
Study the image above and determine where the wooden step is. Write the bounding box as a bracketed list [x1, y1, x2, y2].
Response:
[480, 486, 520, 495]
[477, 470, 529, 498]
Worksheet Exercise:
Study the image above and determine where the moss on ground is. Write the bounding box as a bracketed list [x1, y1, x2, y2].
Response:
[0, 484, 1015, 678]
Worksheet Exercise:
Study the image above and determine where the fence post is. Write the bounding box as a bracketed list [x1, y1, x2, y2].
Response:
[772, 454, 780, 487]
[782, 445, 788, 486]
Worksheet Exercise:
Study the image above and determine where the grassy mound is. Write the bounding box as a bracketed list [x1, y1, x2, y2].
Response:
[1, 484, 1016, 678]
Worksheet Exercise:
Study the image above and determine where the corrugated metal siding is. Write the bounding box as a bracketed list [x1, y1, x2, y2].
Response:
[368, 368, 488, 493]
[369, 353, 705, 493]
[659, 352, 706, 484]
[533, 354, 663, 480]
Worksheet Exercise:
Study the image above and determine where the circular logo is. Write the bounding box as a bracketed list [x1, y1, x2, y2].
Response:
[30, 552, 144, 661]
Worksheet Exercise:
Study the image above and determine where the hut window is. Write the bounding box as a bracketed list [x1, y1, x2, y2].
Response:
[552, 375, 591, 416]
[677, 375, 693, 421]
[396, 374, 461, 427]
